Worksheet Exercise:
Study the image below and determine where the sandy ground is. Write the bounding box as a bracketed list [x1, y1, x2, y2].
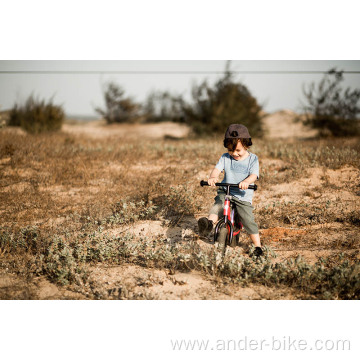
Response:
[62, 120, 190, 139]
[262, 109, 318, 139]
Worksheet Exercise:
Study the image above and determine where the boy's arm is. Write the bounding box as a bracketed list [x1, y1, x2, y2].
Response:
[239, 173, 258, 190]
[208, 168, 221, 186]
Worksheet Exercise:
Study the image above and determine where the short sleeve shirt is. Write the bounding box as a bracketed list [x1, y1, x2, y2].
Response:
[215, 152, 259, 204]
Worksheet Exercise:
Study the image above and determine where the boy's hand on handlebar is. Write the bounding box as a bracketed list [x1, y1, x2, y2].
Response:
[239, 181, 250, 190]
[208, 177, 217, 187]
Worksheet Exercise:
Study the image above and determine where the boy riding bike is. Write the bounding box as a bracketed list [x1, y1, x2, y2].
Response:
[198, 124, 263, 257]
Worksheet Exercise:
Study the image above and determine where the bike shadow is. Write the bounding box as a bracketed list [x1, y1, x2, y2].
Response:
[164, 214, 218, 246]
[164, 216, 251, 255]
[164, 215, 198, 245]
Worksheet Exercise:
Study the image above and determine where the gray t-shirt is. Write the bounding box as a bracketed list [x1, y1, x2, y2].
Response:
[215, 152, 259, 204]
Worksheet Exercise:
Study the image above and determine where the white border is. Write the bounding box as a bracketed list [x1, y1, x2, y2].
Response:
[1, 0, 360, 59]
[1, 301, 358, 359]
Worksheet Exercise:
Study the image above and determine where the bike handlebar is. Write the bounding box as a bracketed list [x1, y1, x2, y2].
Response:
[200, 180, 257, 191]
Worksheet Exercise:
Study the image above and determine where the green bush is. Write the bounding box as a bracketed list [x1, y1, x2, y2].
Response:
[300, 69, 360, 137]
[95, 82, 143, 124]
[180, 65, 264, 137]
[9, 95, 64, 134]
[103, 198, 158, 225]
[143, 63, 264, 137]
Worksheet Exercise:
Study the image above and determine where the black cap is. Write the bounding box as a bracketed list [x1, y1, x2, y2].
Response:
[224, 124, 251, 139]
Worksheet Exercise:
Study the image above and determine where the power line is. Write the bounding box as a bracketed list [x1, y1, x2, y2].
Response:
[0, 70, 360, 75]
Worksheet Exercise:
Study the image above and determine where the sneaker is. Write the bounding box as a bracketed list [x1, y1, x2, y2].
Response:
[198, 217, 213, 237]
[254, 247, 263, 257]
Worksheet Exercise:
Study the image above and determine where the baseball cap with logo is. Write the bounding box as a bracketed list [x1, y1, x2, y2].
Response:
[224, 124, 251, 139]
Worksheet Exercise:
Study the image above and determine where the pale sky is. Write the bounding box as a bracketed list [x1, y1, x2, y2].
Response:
[1, 60, 359, 117]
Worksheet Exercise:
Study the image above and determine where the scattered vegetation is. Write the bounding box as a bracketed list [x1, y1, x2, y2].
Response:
[0, 130, 359, 299]
[300, 68, 360, 137]
[1, 227, 359, 299]
[8, 95, 64, 134]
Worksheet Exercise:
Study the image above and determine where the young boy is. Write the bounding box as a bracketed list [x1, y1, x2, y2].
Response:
[198, 124, 263, 256]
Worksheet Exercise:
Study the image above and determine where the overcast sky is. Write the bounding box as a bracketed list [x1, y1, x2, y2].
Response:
[1, 60, 359, 118]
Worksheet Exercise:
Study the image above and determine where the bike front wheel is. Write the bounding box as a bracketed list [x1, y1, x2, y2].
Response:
[217, 227, 229, 257]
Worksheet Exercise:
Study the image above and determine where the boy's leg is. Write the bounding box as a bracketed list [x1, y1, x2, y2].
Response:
[198, 192, 224, 236]
[250, 233, 261, 247]
[235, 200, 262, 253]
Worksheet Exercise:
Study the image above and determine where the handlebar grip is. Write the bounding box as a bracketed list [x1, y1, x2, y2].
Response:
[200, 180, 257, 191]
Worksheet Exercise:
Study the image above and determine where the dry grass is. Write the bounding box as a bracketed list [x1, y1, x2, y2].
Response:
[1, 127, 359, 299]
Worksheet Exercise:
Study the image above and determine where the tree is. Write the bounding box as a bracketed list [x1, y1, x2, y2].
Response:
[300, 68, 360, 137]
[95, 82, 142, 124]
[179, 62, 264, 137]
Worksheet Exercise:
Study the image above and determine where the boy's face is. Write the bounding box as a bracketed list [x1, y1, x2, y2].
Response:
[227, 140, 247, 160]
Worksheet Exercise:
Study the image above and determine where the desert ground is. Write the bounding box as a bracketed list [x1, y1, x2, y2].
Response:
[1, 111, 359, 299]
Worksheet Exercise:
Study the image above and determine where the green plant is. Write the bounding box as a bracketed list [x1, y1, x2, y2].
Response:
[9, 95, 64, 134]
[300, 68, 360, 137]
[179, 62, 264, 136]
[95, 82, 142, 124]
[104, 198, 158, 225]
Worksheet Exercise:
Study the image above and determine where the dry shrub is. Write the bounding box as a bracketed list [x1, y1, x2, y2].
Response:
[9, 95, 64, 134]
[300, 69, 360, 137]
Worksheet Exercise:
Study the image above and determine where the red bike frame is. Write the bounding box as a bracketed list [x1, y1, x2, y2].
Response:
[223, 195, 243, 236]
[200, 180, 257, 245]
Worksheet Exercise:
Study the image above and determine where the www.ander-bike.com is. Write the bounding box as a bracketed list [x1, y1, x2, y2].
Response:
[171, 336, 351, 352]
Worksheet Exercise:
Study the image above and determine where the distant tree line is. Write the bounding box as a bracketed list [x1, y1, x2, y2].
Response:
[95, 62, 264, 137]
[95, 66, 360, 137]
[5, 64, 360, 137]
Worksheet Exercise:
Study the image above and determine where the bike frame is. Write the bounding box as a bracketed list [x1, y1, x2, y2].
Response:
[214, 187, 243, 244]
[200, 180, 257, 245]
[224, 195, 243, 235]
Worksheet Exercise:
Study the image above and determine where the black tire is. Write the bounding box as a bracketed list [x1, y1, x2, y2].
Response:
[217, 227, 228, 257]
[230, 234, 239, 248]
